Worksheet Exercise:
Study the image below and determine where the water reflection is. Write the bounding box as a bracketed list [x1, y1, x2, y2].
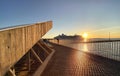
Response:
[50, 39, 120, 61]
[84, 39, 87, 42]
[83, 43, 88, 52]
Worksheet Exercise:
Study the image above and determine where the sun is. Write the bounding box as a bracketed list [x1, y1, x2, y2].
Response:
[82, 33, 88, 39]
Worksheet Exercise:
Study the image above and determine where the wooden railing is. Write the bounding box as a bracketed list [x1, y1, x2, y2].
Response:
[49, 39, 120, 61]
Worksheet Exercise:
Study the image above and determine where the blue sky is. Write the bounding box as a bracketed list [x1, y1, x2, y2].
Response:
[0, 0, 120, 38]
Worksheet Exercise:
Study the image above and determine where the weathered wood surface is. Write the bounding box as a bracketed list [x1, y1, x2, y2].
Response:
[0, 21, 52, 76]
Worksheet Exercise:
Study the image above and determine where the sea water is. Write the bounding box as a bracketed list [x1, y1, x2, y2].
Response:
[51, 39, 120, 61]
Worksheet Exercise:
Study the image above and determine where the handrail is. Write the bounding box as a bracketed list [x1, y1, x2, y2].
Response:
[49, 39, 120, 61]
[82, 40, 120, 43]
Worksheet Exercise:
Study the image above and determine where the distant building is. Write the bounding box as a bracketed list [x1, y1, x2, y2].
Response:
[54, 33, 83, 40]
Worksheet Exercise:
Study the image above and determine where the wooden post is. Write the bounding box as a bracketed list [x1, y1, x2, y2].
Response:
[9, 68, 16, 76]
[28, 51, 31, 72]
[31, 48, 43, 63]
[37, 43, 49, 54]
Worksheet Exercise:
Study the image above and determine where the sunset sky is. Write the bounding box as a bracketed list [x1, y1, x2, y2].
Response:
[0, 0, 120, 38]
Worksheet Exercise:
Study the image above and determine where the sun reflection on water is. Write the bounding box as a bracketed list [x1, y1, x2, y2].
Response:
[83, 44, 88, 52]
[84, 39, 87, 42]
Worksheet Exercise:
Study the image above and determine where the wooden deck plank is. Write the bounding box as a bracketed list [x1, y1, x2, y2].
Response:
[41, 43, 120, 76]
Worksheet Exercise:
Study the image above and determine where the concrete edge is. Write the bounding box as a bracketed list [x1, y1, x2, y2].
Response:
[0, 21, 52, 31]
[33, 49, 55, 76]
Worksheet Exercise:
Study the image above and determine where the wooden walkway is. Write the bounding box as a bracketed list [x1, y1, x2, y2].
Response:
[41, 43, 120, 76]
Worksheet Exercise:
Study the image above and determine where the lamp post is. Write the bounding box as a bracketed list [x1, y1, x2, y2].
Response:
[109, 32, 110, 41]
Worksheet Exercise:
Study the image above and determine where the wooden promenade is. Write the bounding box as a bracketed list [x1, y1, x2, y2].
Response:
[41, 43, 120, 76]
[1, 21, 120, 76]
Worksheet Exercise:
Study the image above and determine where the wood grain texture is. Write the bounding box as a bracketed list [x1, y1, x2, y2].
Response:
[0, 21, 52, 76]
